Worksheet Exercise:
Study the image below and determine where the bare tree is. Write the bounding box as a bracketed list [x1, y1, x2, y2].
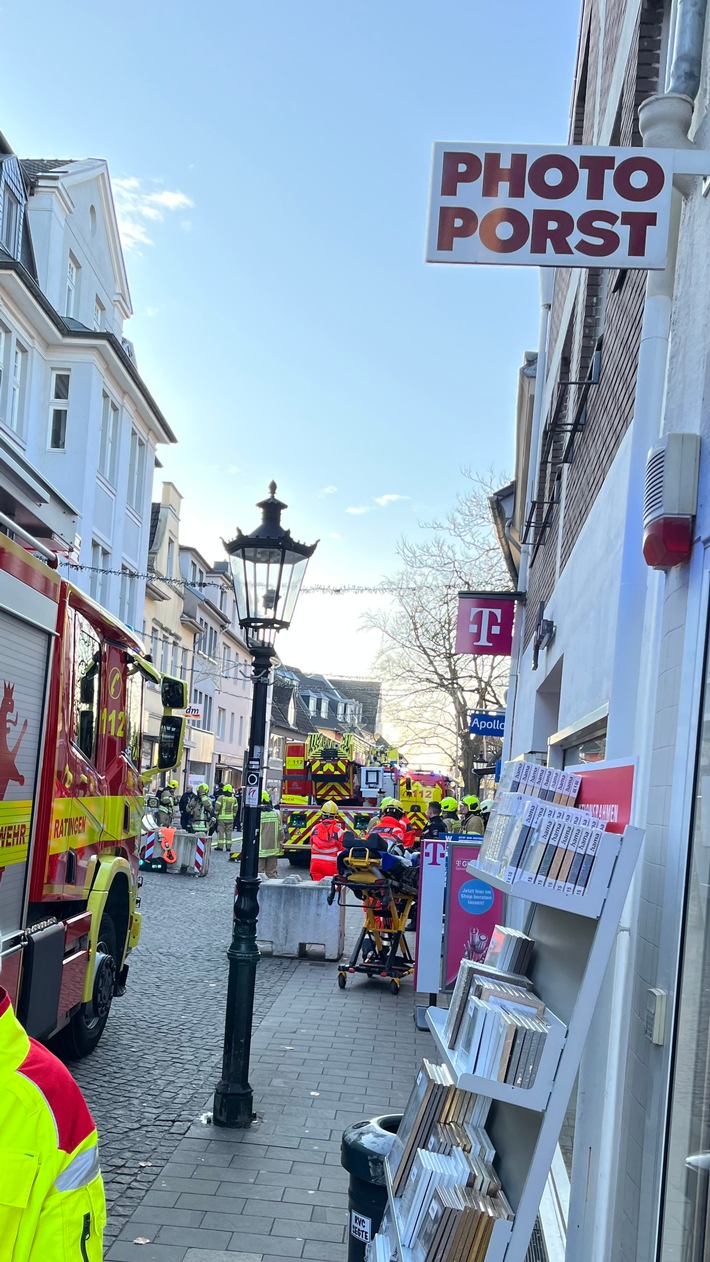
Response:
[363, 471, 512, 791]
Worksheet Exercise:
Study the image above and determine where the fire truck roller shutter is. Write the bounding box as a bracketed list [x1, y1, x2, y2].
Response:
[0, 610, 51, 942]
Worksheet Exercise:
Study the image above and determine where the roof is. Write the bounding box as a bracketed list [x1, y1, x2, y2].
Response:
[271, 675, 319, 737]
[20, 159, 74, 185]
[329, 677, 382, 734]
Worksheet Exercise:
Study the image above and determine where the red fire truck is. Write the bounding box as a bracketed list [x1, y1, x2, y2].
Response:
[0, 530, 185, 1056]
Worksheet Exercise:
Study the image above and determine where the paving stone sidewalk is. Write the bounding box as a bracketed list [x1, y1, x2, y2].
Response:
[106, 924, 431, 1262]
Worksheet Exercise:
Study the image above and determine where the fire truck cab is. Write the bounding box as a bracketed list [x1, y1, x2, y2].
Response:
[0, 531, 185, 1056]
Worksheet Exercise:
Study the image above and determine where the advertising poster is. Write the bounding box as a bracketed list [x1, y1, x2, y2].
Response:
[442, 838, 503, 990]
[575, 761, 635, 834]
[413, 835, 449, 994]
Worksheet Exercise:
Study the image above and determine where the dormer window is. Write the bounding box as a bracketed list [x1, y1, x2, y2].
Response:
[320, 698, 329, 718]
[1, 189, 19, 255]
[65, 255, 80, 318]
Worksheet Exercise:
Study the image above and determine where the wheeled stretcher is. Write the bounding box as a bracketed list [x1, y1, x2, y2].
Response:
[328, 846, 418, 994]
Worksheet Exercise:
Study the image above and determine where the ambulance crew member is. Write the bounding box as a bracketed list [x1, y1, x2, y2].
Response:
[309, 800, 344, 882]
[259, 793, 283, 880]
[459, 795, 484, 837]
[0, 946, 106, 1260]
[368, 798, 408, 846]
[440, 797, 461, 832]
[157, 779, 178, 828]
[213, 783, 235, 852]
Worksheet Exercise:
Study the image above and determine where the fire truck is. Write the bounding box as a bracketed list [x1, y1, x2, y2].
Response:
[280, 733, 391, 863]
[0, 530, 185, 1056]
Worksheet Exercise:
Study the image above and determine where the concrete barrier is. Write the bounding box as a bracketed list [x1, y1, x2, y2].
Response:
[165, 830, 211, 877]
[257, 878, 345, 960]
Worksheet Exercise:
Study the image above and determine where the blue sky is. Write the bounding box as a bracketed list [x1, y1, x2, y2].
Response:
[2, 0, 579, 671]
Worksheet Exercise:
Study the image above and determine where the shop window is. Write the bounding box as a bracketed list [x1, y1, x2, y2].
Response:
[562, 725, 607, 767]
[74, 614, 100, 764]
[659, 627, 710, 1257]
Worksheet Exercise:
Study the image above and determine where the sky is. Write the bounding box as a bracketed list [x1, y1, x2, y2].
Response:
[2, 0, 580, 675]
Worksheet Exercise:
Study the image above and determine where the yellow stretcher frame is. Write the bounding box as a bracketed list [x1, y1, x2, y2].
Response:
[329, 856, 416, 995]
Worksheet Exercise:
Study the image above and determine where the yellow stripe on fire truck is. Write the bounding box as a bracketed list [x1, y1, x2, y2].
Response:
[0, 800, 32, 867]
[48, 795, 140, 855]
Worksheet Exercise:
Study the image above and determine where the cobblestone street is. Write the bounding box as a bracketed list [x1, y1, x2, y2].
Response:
[68, 855, 300, 1243]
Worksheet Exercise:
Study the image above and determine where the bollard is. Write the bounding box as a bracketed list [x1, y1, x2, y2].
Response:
[341, 1113, 401, 1262]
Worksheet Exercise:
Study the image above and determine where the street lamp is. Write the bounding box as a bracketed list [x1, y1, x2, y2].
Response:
[213, 482, 318, 1128]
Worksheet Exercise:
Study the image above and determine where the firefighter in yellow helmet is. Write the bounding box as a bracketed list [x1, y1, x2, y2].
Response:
[0, 944, 106, 1259]
[310, 800, 344, 882]
[213, 783, 235, 853]
[259, 791, 283, 880]
[440, 796, 460, 833]
[156, 779, 179, 828]
[459, 794, 484, 836]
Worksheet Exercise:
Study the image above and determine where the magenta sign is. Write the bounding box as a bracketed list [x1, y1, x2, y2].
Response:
[442, 839, 504, 989]
[455, 596, 515, 656]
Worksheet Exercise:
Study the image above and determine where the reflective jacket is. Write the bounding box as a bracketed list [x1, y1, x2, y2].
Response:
[442, 814, 460, 833]
[459, 811, 484, 836]
[215, 792, 235, 822]
[0, 988, 106, 1261]
[310, 819, 344, 858]
[188, 794, 213, 834]
[259, 809, 283, 858]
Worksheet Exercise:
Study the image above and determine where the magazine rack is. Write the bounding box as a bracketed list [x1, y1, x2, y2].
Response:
[378, 823, 643, 1262]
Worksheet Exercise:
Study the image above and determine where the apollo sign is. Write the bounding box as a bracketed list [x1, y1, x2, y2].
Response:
[427, 143, 674, 269]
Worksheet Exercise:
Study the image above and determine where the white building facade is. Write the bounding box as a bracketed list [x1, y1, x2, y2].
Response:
[0, 140, 175, 625]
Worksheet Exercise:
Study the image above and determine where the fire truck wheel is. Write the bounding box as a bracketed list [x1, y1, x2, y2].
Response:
[56, 913, 118, 1059]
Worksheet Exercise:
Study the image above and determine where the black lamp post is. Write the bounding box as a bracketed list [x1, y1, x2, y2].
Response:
[213, 482, 318, 1128]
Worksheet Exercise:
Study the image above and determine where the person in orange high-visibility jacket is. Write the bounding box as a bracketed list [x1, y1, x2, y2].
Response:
[309, 801, 344, 882]
[0, 984, 106, 1261]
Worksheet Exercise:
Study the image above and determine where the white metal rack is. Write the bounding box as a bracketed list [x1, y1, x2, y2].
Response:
[377, 823, 643, 1262]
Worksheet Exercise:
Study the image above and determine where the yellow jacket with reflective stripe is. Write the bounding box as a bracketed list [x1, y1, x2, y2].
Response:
[0, 989, 106, 1261]
[259, 809, 283, 858]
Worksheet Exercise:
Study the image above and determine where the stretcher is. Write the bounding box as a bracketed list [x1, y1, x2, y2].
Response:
[328, 848, 417, 995]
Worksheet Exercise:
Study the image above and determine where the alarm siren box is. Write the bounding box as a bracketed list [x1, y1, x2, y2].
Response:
[643, 433, 700, 569]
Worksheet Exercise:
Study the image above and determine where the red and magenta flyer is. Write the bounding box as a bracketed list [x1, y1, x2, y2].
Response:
[442, 838, 504, 989]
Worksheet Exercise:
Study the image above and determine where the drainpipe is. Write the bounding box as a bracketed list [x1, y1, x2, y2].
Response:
[502, 269, 554, 764]
[571, 4, 707, 1257]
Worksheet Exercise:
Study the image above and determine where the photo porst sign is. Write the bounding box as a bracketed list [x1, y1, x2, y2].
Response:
[427, 143, 674, 269]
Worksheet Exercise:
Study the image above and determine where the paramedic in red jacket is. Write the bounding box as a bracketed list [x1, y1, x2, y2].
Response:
[309, 800, 345, 882]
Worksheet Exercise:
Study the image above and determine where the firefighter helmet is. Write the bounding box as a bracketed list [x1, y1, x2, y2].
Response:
[261, 791, 271, 804]
[197, 783, 210, 795]
[441, 796, 459, 813]
[168, 779, 179, 790]
[480, 798, 495, 815]
[321, 800, 340, 815]
[221, 784, 234, 795]
[462, 795, 479, 810]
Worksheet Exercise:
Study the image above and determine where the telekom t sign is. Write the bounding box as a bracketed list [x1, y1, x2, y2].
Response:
[456, 596, 516, 656]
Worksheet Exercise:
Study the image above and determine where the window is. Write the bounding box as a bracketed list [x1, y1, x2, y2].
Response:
[223, 646, 231, 676]
[9, 343, 26, 433]
[217, 707, 226, 740]
[0, 324, 6, 406]
[170, 642, 178, 676]
[99, 391, 118, 483]
[160, 636, 169, 673]
[308, 695, 318, 715]
[73, 614, 100, 764]
[320, 698, 329, 718]
[93, 296, 104, 332]
[119, 566, 136, 626]
[65, 254, 79, 318]
[180, 647, 188, 681]
[203, 694, 213, 732]
[190, 560, 205, 588]
[151, 624, 159, 663]
[219, 585, 226, 613]
[1, 188, 19, 254]
[229, 713, 235, 744]
[238, 715, 244, 748]
[90, 540, 110, 606]
[337, 702, 345, 721]
[127, 429, 146, 512]
[166, 538, 175, 580]
[49, 370, 70, 450]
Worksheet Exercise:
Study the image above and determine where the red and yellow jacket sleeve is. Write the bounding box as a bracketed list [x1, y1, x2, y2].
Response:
[0, 990, 106, 1262]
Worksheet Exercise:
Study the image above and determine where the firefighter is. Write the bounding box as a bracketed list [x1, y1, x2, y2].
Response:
[156, 779, 178, 828]
[310, 800, 344, 882]
[259, 792, 283, 880]
[479, 799, 495, 830]
[440, 796, 460, 832]
[459, 794, 484, 836]
[369, 798, 408, 847]
[188, 784, 214, 837]
[213, 783, 235, 852]
[0, 970, 106, 1259]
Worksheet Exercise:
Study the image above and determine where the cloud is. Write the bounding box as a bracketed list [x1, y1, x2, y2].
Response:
[346, 506, 371, 515]
[228, 465, 241, 475]
[373, 493, 410, 507]
[319, 485, 338, 497]
[113, 177, 195, 251]
[330, 531, 342, 539]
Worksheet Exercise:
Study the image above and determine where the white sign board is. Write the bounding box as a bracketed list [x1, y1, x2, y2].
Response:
[183, 703, 202, 722]
[427, 143, 674, 269]
[414, 836, 449, 993]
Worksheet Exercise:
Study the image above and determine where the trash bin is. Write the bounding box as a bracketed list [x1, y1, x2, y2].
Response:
[341, 1113, 401, 1262]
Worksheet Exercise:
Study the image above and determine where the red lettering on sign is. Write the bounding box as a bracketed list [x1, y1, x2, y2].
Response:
[437, 207, 478, 251]
[478, 207, 530, 253]
[620, 211, 658, 255]
[528, 153, 579, 199]
[482, 152, 527, 199]
[613, 156, 665, 202]
[579, 154, 616, 199]
[440, 152, 482, 197]
[530, 209, 574, 255]
[576, 210, 621, 256]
